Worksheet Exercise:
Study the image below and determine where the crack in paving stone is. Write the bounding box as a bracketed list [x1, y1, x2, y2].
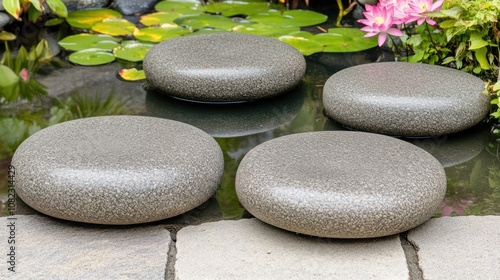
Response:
[400, 232, 424, 280]
[165, 228, 178, 280]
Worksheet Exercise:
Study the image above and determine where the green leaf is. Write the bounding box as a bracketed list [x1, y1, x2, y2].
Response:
[140, 12, 182, 26]
[174, 14, 239, 31]
[133, 25, 190, 42]
[118, 68, 146, 81]
[154, 1, 204, 14]
[68, 48, 116, 66]
[474, 47, 490, 70]
[469, 33, 489, 50]
[438, 6, 463, 19]
[91, 18, 136, 36]
[279, 35, 323, 55]
[0, 65, 19, 88]
[67, 8, 122, 29]
[58, 34, 121, 51]
[313, 28, 378, 53]
[2, 0, 22, 20]
[493, 82, 500, 92]
[247, 9, 327, 27]
[113, 41, 154, 62]
[46, 0, 68, 18]
[439, 19, 456, 29]
[30, 0, 44, 12]
[45, 18, 65, 26]
[28, 4, 41, 22]
[0, 30, 16, 41]
[232, 23, 299, 38]
[205, 1, 271, 17]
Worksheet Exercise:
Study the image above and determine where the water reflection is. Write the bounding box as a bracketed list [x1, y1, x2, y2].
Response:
[145, 84, 306, 138]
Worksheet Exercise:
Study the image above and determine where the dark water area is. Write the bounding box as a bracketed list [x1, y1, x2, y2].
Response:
[1, 56, 499, 220]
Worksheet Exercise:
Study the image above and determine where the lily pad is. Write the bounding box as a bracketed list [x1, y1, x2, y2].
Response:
[174, 14, 239, 31]
[186, 28, 227, 36]
[58, 34, 121, 51]
[232, 23, 299, 38]
[67, 9, 122, 29]
[91, 18, 137, 37]
[113, 41, 155, 62]
[0, 65, 19, 88]
[68, 48, 116, 66]
[140, 12, 184, 26]
[154, 1, 204, 14]
[205, 1, 271, 17]
[279, 35, 323, 55]
[313, 28, 378, 52]
[247, 9, 328, 27]
[119, 68, 146, 81]
[134, 26, 190, 42]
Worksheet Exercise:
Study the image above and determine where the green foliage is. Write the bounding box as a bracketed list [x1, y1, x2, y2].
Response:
[399, 0, 499, 81]
[0, 40, 51, 106]
[0, 117, 41, 159]
[1, 0, 67, 22]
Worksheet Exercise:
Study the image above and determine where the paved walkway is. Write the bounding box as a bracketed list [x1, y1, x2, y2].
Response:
[1, 215, 498, 279]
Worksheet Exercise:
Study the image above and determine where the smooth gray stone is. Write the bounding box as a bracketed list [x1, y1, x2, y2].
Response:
[176, 219, 409, 279]
[144, 32, 306, 102]
[0, 12, 10, 29]
[0, 215, 170, 279]
[12, 116, 224, 225]
[61, 0, 109, 12]
[145, 83, 305, 138]
[236, 131, 446, 238]
[408, 216, 500, 280]
[113, 0, 158, 15]
[323, 62, 490, 136]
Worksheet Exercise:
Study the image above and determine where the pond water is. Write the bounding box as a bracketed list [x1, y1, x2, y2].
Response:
[1, 54, 499, 219]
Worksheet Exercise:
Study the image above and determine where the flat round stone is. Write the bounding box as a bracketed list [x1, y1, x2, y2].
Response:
[143, 32, 306, 102]
[235, 131, 447, 238]
[323, 62, 490, 136]
[12, 116, 224, 225]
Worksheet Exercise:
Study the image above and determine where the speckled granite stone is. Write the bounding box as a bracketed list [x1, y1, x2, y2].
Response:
[143, 32, 306, 102]
[235, 131, 447, 238]
[11, 116, 224, 225]
[145, 84, 305, 138]
[323, 62, 489, 136]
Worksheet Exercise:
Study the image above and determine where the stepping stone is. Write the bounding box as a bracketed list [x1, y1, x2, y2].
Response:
[323, 62, 490, 136]
[143, 32, 306, 102]
[236, 131, 446, 238]
[145, 84, 305, 138]
[12, 116, 224, 225]
[176, 219, 409, 279]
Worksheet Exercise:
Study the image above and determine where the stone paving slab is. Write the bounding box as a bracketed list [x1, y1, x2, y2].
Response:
[175, 218, 409, 279]
[408, 216, 500, 280]
[0, 215, 170, 279]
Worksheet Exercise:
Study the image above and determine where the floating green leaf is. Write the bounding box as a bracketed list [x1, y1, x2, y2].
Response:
[113, 41, 154, 62]
[0, 30, 16, 41]
[186, 28, 227, 36]
[232, 23, 299, 38]
[154, 1, 204, 14]
[59, 34, 121, 51]
[247, 9, 327, 27]
[134, 26, 190, 42]
[3, 0, 21, 20]
[67, 9, 122, 29]
[174, 14, 239, 31]
[205, 1, 271, 17]
[68, 48, 116, 66]
[0, 65, 19, 88]
[279, 35, 323, 55]
[46, 0, 68, 18]
[313, 28, 378, 52]
[140, 12, 182, 26]
[91, 18, 136, 36]
[119, 68, 146, 81]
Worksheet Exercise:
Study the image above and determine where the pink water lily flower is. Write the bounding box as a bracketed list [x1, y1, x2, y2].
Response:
[358, 4, 403, 47]
[405, 0, 444, 25]
[20, 68, 29, 82]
